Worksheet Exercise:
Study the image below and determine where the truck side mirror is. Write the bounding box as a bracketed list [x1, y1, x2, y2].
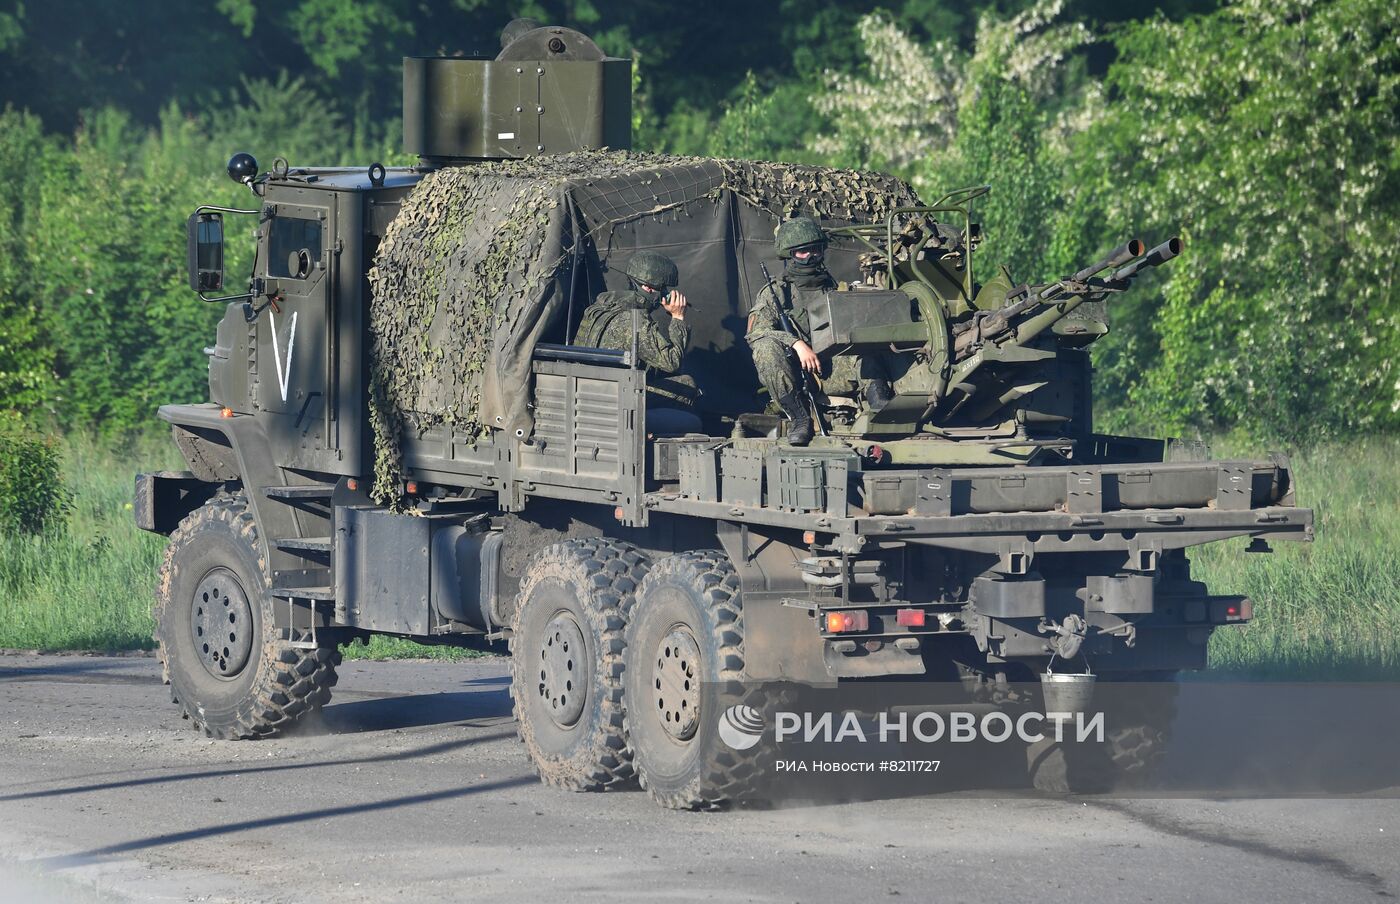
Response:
[187, 212, 225, 293]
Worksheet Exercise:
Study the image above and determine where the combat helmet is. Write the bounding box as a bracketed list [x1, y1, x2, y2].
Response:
[624, 250, 679, 290]
[774, 216, 827, 258]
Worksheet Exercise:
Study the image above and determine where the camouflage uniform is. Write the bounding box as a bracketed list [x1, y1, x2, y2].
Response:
[748, 216, 894, 445]
[746, 276, 891, 403]
[746, 279, 814, 401]
[575, 289, 689, 374]
[575, 289, 698, 413]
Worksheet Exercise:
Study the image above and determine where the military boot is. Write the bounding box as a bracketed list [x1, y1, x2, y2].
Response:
[777, 391, 814, 446]
[865, 379, 895, 413]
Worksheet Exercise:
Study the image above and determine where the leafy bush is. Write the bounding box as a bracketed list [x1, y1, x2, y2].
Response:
[0, 107, 61, 414]
[0, 413, 70, 535]
[810, 2, 1099, 291]
[1066, 0, 1400, 441]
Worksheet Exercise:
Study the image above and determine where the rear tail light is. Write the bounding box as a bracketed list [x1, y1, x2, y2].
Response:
[825, 610, 869, 633]
[895, 608, 926, 627]
[1211, 597, 1253, 623]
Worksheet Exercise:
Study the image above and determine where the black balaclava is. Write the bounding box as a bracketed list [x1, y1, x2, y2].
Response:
[628, 277, 665, 309]
[785, 245, 830, 288]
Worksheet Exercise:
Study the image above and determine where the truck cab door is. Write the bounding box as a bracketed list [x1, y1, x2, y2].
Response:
[254, 200, 334, 470]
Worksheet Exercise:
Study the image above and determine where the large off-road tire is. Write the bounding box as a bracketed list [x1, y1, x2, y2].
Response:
[153, 494, 339, 740]
[509, 538, 650, 791]
[624, 551, 773, 811]
[1027, 672, 1179, 793]
[1025, 734, 1114, 794]
[1104, 672, 1179, 785]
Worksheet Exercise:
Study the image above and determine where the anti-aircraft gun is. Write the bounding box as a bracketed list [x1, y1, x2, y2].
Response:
[135, 20, 1313, 808]
[791, 186, 1183, 465]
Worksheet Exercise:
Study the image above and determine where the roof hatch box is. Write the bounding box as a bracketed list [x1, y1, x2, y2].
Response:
[403, 24, 631, 164]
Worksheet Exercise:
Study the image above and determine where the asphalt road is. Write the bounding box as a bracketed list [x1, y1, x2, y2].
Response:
[1, 653, 1397, 904]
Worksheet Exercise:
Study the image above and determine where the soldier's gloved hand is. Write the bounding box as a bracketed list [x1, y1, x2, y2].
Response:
[793, 340, 822, 376]
[662, 290, 688, 320]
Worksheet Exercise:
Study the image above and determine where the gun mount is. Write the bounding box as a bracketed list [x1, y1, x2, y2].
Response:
[800, 191, 1183, 463]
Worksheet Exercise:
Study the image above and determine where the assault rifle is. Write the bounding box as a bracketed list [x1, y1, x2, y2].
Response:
[759, 261, 827, 436]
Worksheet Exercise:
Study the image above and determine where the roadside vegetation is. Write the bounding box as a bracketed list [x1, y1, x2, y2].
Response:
[1196, 440, 1400, 679]
[4, 0, 1395, 444]
[0, 435, 169, 651]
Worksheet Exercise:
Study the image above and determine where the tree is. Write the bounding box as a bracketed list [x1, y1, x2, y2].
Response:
[810, 2, 1092, 279]
[1070, 0, 1400, 439]
[0, 109, 60, 414]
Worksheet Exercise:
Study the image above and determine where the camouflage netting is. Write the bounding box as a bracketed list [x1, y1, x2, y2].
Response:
[367, 149, 919, 501]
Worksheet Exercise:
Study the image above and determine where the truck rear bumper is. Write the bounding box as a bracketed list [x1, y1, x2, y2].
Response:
[654, 493, 1312, 556]
[647, 451, 1309, 557]
[870, 505, 1312, 557]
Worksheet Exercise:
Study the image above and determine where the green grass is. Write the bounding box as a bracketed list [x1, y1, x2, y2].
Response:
[343, 635, 493, 661]
[0, 434, 173, 651]
[1198, 438, 1400, 679]
[1, 435, 1396, 677]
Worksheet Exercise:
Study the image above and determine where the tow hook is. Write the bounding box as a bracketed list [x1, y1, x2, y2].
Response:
[1037, 613, 1087, 659]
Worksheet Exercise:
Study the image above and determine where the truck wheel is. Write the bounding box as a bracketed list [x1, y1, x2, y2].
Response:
[509, 538, 650, 791]
[1105, 672, 1179, 785]
[1025, 735, 1114, 793]
[153, 494, 339, 740]
[624, 551, 768, 810]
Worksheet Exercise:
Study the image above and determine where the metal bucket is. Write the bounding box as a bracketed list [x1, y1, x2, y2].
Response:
[1040, 669, 1097, 716]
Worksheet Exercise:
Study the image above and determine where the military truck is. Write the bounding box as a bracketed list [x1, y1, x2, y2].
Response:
[137, 21, 1312, 807]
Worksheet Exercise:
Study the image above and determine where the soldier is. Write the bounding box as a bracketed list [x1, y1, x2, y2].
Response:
[574, 250, 700, 433]
[746, 216, 895, 445]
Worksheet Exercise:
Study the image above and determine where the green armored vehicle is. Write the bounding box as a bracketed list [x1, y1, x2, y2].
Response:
[138, 21, 1312, 806]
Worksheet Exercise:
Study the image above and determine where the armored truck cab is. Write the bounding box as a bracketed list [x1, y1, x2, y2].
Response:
[138, 22, 1312, 806]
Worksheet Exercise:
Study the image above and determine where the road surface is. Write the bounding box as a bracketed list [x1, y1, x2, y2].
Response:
[0, 653, 1396, 903]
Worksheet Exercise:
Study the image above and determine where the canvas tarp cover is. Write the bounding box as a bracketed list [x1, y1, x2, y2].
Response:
[367, 150, 918, 496]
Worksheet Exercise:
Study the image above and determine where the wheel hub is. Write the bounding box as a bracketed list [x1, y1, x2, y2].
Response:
[537, 613, 587, 728]
[190, 568, 254, 679]
[653, 628, 701, 741]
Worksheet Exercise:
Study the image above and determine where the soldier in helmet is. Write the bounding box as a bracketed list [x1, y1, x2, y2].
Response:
[574, 250, 700, 433]
[746, 216, 895, 445]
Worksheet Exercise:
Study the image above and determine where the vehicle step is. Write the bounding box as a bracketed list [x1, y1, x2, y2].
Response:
[263, 485, 334, 501]
[271, 585, 335, 601]
[274, 537, 333, 554]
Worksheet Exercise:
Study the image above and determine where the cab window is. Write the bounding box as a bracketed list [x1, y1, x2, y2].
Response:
[267, 216, 323, 279]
